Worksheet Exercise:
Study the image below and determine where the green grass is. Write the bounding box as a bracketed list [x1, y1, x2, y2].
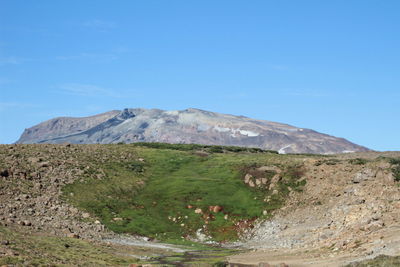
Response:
[63, 144, 305, 243]
[0, 226, 139, 266]
[131, 142, 278, 154]
[346, 255, 400, 266]
[0, 224, 237, 266]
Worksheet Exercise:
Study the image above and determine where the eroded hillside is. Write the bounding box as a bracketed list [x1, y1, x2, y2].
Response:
[231, 153, 400, 266]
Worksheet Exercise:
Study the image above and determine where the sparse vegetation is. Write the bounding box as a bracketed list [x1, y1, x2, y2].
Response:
[392, 165, 400, 182]
[349, 158, 368, 165]
[315, 158, 341, 166]
[346, 255, 400, 266]
[388, 158, 400, 182]
[0, 226, 139, 266]
[280, 165, 306, 193]
[389, 158, 400, 165]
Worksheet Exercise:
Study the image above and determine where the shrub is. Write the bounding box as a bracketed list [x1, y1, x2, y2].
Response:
[389, 158, 400, 165]
[131, 142, 277, 154]
[213, 261, 228, 267]
[208, 146, 224, 153]
[348, 158, 368, 165]
[392, 165, 400, 182]
[314, 159, 340, 166]
[127, 162, 145, 173]
[388, 158, 400, 182]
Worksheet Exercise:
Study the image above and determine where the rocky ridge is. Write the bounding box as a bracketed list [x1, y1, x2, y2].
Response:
[16, 108, 369, 154]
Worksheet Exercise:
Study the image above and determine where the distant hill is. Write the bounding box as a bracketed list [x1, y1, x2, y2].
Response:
[16, 108, 369, 154]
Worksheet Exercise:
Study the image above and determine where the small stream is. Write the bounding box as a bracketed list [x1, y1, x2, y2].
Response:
[147, 248, 240, 266]
[105, 237, 243, 266]
[104, 237, 187, 252]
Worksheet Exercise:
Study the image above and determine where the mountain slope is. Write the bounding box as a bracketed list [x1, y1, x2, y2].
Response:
[16, 108, 369, 154]
[17, 110, 120, 144]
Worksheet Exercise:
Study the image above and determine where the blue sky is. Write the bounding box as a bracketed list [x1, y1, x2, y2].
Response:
[0, 0, 399, 150]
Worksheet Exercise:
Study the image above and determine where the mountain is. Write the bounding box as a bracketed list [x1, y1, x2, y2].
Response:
[16, 108, 369, 154]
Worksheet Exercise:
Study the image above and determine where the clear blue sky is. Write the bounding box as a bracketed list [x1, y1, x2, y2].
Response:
[1, 1, 399, 150]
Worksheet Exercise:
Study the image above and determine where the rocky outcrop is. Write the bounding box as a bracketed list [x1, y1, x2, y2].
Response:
[16, 108, 369, 154]
[239, 156, 400, 264]
[0, 144, 122, 240]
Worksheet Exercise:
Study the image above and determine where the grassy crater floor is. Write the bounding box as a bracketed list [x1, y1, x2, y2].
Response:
[62, 143, 306, 243]
[0, 225, 237, 266]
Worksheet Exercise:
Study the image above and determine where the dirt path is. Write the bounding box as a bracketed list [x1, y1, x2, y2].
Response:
[228, 248, 362, 267]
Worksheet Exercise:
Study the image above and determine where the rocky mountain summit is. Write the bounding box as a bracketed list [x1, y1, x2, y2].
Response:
[17, 108, 369, 154]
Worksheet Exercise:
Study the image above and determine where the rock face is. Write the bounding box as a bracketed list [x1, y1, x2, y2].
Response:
[17, 110, 120, 144]
[235, 155, 400, 265]
[16, 108, 369, 154]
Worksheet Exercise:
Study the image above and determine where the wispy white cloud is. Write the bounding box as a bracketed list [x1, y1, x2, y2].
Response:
[57, 83, 122, 98]
[55, 52, 118, 61]
[0, 56, 29, 66]
[83, 19, 116, 32]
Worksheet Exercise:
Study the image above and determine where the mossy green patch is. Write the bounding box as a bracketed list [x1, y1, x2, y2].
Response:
[63, 144, 306, 243]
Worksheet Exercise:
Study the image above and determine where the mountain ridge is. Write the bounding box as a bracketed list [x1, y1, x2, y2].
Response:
[16, 108, 370, 154]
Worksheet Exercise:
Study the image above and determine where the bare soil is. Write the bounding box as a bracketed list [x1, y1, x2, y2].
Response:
[229, 152, 400, 266]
